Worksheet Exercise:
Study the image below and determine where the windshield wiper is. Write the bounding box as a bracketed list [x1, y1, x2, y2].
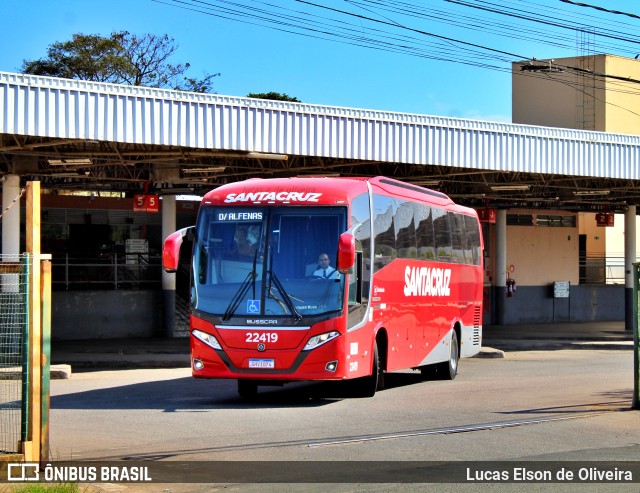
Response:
[222, 250, 259, 322]
[267, 270, 302, 321]
[222, 271, 257, 322]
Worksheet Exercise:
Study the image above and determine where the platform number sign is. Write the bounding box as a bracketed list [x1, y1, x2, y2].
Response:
[595, 212, 614, 227]
[133, 194, 159, 213]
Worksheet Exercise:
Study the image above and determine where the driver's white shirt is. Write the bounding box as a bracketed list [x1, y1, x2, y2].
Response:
[312, 267, 340, 279]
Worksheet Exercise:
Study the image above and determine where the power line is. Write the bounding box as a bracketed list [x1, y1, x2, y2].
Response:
[559, 0, 640, 21]
[153, 0, 640, 106]
[296, 0, 527, 59]
[296, 0, 640, 87]
[444, 0, 640, 45]
[153, 0, 518, 69]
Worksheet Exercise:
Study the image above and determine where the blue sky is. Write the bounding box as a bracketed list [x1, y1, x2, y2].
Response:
[2, 0, 639, 122]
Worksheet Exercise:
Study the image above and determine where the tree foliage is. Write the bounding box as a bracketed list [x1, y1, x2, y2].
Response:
[21, 31, 219, 93]
[247, 92, 301, 102]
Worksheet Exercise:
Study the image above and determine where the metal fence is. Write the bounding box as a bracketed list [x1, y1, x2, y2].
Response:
[51, 254, 162, 290]
[580, 255, 628, 285]
[0, 254, 29, 454]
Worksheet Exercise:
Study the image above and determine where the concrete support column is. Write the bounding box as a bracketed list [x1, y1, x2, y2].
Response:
[2, 174, 20, 259]
[2, 175, 21, 294]
[625, 205, 636, 332]
[162, 195, 177, 337]
[494, 209, 507, 325]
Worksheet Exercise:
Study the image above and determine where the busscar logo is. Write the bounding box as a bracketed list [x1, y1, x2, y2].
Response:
[403, 266, 451, 297]
[246, 319, 278, 325]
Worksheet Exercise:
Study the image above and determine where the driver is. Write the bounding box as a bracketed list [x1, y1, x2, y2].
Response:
[312, 253, 340, 279]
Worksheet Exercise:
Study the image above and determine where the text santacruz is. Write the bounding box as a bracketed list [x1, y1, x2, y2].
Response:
[404, 266, 452, 297]
[224, 191, 322, 203]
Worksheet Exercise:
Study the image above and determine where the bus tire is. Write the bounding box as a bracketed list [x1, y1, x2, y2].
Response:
[435, 330, 459, 380]
[353, 341, 383, 398]
[238, 379, 258, 399]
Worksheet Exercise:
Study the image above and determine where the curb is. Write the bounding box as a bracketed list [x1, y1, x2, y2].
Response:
[52, 355, 191, 371]
[475, 347, 505, 358]
[1, 365, 73, 380]
[51, 364, 72, 379]
[485, 341, 633, 352]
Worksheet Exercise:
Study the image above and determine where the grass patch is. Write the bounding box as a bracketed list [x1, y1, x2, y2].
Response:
[5, 485, 80, 493]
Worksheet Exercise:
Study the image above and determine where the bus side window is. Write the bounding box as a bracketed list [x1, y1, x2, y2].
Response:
[449, 212, 466, 264]
[433, 208, 452, 262]
[197, 244, 208, 284]
[396, 201, 416, 259]
[372, 195, 398, 269]
[415, 204, 435, 260]
[348, 250, 363, 305]
[464, 215, 482, 266]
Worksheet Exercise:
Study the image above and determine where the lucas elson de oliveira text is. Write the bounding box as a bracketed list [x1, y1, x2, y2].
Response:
[467, 467, 633, 482]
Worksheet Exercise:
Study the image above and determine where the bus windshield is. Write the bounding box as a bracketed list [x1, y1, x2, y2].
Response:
[192, 206, 347, 319]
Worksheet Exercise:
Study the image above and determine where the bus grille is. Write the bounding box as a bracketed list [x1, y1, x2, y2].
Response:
[472, 307, 481, 346]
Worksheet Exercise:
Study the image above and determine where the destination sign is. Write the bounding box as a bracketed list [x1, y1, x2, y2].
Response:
[216, 211, 263, 222]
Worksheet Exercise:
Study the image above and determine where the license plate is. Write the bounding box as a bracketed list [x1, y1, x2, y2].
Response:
[248, 359, 275, 369]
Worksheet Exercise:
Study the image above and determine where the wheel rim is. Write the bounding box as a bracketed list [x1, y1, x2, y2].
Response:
[450, 334, 459, 374]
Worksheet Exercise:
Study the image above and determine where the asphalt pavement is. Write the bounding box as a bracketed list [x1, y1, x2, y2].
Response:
[49, 320, 635, 375]
[44, 320, 638, 493]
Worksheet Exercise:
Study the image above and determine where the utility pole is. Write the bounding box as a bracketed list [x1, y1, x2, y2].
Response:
[633, 263, 639, 409]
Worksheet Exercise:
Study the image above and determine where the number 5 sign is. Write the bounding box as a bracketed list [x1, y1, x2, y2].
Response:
[133, 194, 160, 213]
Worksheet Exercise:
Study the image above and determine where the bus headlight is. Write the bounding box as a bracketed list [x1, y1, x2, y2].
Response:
[193, 329, 222, 350]
[303, 331, 339, 351]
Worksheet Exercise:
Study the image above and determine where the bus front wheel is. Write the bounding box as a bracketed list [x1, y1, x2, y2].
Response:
[352, 341, 383, 398]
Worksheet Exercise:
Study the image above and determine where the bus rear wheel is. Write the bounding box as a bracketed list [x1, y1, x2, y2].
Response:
[237, 379, 258, 399]
[436, 330, 459, 380]
[420, 330, 459, 380]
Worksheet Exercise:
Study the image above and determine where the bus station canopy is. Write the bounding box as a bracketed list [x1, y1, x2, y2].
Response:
[2, 71, 640, 212]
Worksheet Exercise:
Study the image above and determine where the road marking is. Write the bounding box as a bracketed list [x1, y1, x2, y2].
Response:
[307, 413, 604, 447]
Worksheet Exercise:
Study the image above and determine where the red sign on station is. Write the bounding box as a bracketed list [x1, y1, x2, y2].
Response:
[133, 194, 159, 213]
[595, 212, 614, 227]
[478, 208, 497, 224]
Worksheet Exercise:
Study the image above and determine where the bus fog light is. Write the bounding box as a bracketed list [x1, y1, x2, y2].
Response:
[303, 331, 340, 351]
[193, 359, 204, 370]
[193, 329, 222, 350]
[325, 361, 338, 372]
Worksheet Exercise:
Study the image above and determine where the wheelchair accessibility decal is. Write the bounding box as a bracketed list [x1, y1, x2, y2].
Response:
[247, 299, 261, 314]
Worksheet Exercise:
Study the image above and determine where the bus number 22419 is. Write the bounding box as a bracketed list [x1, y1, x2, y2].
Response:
[246, 332, 279, 343]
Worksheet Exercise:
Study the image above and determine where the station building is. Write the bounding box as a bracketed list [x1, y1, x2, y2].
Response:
[2, 55, 640, 339]
[510, 53, 640, 327]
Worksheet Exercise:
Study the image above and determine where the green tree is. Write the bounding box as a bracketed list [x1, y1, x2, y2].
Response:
[21, 31, 219, 93]
[247, 91, 301, 102]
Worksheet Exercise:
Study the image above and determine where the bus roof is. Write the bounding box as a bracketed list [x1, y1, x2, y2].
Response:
[202, 176, 370, 206]
[202, 176, 475, 216]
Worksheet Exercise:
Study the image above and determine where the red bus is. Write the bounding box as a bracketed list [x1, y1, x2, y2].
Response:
[163, 176, 483, 398]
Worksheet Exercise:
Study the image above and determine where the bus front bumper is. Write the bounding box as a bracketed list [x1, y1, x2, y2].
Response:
[190, 336, 348, 381]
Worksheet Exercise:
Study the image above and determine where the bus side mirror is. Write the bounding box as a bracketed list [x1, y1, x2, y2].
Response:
[163, 226, 194, 272]
[337, 232, 355, 273]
